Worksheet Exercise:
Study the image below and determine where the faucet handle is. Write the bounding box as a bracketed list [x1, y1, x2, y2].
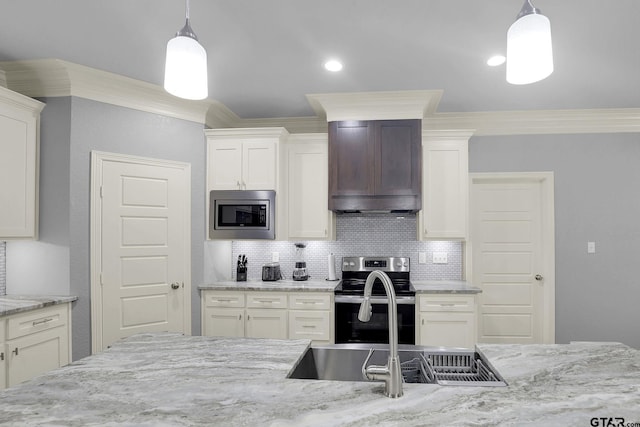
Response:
[362, 348, 375, 380]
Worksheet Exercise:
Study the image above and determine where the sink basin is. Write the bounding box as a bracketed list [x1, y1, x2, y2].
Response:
[287, 343, 507, 387]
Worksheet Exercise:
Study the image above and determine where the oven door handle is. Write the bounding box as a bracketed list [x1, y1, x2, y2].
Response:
[334, 295, 415, 305]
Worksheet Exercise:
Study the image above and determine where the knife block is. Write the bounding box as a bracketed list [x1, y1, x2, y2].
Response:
[236, 267, 247, 282]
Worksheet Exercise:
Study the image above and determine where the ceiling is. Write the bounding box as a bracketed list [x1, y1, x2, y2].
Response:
[0, 1, 638, 119]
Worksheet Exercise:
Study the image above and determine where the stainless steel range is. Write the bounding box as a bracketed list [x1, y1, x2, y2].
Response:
[334, 256, 415, 345]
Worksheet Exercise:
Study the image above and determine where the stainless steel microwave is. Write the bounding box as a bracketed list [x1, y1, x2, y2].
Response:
[209, 190, 276, 240]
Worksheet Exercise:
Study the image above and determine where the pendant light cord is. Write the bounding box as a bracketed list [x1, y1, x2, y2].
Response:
[185, 0, 190, 21]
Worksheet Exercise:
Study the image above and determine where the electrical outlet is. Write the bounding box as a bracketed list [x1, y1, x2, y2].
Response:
[433, 252, 448, 264]
[587, 241, 596, 254]
[272, 252, 279, 262]
[419, 252, 427, 264]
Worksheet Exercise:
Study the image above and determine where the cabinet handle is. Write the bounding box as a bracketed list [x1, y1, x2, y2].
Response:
[247, 315, 250, 321]
[33, 318, 54, 326]
[302, 325, 316, 329]
[257, 300, 274, 304]
[237, 180, 241, 189]
[324, 229, 327, 236]
[439, 304, 456, 307]
[12, 348, 19, 356]
[0, 352, 4, 361]
[421, 319, 425, 325]
[238, 314, 242, 320]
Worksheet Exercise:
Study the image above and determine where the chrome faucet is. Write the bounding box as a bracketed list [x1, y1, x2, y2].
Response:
[358, 270, 403, 398]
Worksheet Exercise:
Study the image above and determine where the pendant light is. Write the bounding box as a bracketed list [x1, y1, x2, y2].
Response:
[164, 0, 208, 100]
[506, 0, 553, 85]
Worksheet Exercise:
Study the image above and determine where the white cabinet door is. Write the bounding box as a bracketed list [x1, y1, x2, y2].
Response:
[245, 309, 288, 339]
[286, 136, 335, 240]
[207, 141, 243, 190]
[242, 141, 277, 190]
[202, 308, 245, 337]
[0, 87, 44, 239]
[419, 312, 476, 348]
[6, 327, 69, 387]
[289, 310, 331, 342]
[418, 131, 471, 240]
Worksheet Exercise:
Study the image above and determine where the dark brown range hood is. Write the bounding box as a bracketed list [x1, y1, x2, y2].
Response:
[328, 119, 422, 214]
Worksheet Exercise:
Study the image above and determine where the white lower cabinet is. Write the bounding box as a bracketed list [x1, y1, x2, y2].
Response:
[417, 294, 477, 349]
[201, 290, 333, 343]
[288, 293, 333, 344]
[1, 304, 72, 389]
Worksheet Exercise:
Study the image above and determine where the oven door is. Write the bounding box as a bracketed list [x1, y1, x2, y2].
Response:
[334, 295, 415, 345]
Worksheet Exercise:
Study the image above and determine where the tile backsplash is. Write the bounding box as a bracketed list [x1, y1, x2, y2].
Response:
[0, 242, 6, 295]
[232, 215, 462, 282]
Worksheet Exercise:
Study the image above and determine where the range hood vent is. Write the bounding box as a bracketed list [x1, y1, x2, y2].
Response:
[328, 119, 422, 214]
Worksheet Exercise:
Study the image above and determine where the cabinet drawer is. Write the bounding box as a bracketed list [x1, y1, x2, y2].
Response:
[289, 310, 331, 341]
[419, 295, 476, 312]
[288, 293, 331, 310]
[245, 292, 287, 309]
[7, 305, 68, 340]
[203, 291, 245, 308]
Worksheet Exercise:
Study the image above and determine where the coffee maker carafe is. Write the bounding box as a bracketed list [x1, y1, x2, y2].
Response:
[292, 243, 309, 281]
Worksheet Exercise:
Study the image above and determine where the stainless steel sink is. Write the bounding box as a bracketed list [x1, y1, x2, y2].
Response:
[287, 343, 507, 387]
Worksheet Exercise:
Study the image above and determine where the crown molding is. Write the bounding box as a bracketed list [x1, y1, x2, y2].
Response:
[1, 59, 638, 136]
[0, 84, 45, 113]
[0, 59, 239, 127]
[237, 116, 328, 134]
[306, 90, 443, 122]
[204, 127, 289, 139]
[424, 109, 640, 136]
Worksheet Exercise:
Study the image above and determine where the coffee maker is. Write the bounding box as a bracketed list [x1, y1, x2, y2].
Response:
[292, 243, 309, 281]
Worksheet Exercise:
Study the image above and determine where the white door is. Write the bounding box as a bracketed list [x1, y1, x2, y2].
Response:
[470, 173, 555, 344]
[91, 152, 191, 352]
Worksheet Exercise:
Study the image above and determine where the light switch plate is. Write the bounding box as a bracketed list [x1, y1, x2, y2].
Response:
[433, 252, 448, 264]
[272, 252, 279, 262]
[587, 241, 596, 254]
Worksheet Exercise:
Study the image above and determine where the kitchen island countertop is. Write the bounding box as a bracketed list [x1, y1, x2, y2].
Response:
[1, 332, 638, 426]
[0, 295, 78, 317]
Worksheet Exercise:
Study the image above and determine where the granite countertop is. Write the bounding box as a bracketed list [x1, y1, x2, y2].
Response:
[199, 279, 339, 292]
[1, 332, 639, 426]
[0, 295, 78, 317]
[412, 280, 482, 294]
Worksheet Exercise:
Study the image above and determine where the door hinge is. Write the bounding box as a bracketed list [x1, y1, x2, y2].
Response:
[100, 272, 104, 286]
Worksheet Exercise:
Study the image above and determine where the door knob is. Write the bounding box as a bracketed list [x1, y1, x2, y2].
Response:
[535, 274, 543, 281]
[171, 282, 180, 290]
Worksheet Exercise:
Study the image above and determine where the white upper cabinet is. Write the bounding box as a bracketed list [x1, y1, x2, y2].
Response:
[205, 128, 287, 191]
[418, 130, 472, 240]
[0, 86, 44, 240]
[285, 134, 335, 240]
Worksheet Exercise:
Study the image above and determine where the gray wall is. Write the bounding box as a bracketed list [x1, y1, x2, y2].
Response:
[11, 96, 206, 360]
[469, 133, 640, 349]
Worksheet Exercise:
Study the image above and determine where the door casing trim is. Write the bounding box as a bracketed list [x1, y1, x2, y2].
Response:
[468, 171, 555, 344]
[90, 150, 192, 354]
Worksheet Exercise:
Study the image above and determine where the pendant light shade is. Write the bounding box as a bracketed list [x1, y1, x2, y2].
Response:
[506, 0, 553, 85]
[164, 0, 208, 100]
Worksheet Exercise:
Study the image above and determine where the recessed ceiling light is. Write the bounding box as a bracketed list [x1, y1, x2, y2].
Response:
[487, 55, 506, 67]
[324, 59, 343, 72]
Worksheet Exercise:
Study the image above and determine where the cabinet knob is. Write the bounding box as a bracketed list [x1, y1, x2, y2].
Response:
[12, 348, 19, 356]
[535, 274, 543, 281]
[171, 282, 180, 290]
